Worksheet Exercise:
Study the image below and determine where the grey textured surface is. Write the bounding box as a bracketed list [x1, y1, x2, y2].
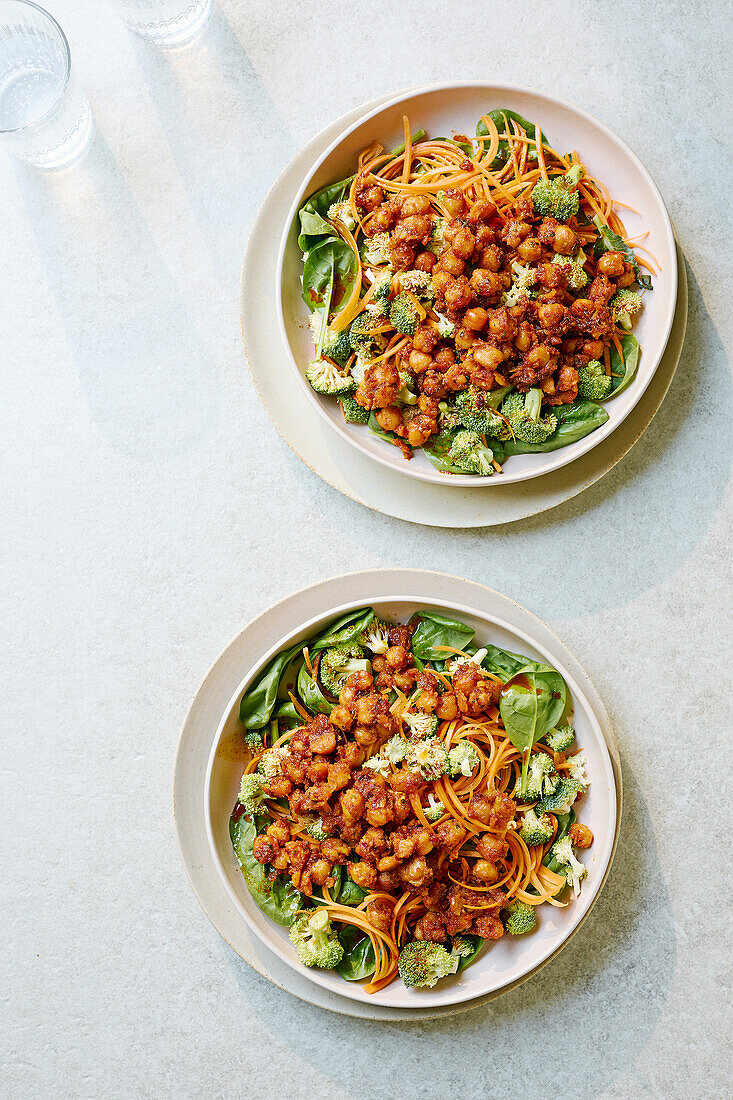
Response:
[2, 1, 732, 1097]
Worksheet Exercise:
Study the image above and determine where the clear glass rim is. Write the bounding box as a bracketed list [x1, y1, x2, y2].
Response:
[0, 0, 72, 134]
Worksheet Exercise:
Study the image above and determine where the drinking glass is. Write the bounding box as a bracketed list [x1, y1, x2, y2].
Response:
[0, 1, 93, 167]
[110, 0, 214, 47]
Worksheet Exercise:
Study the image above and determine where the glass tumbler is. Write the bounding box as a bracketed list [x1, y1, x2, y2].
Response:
[110, 0, 214, 47]
[0, 1, 93, 167]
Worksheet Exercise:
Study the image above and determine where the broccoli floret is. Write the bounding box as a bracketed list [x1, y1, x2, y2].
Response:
[502, 260, 537, 306]
[348, 313, 388, 359]
[364, 232, 391, 266]
[308, 313, 352, 367]
[327, 200, 356, 231]
[389, 292, 420, 336]
[243, 727, 265, 751]
[501, 388, 558, 444]
[367, 273, 393, 319]
[258, 746, 287, 781]
[610, 289, 643, 330]
[450, 936, 474, 959]
[577, 359, 613, 400]
[398, 940, 458, 988]
[304, 817, 327, 841]
[536, 776, 583, 815]
[403, 711, 439, 739]
[552, 250, 589, 290]
[448, 430, 495, 476]
[519, 808, 555, 846]
[445, 648, 488, 676]
[289, 908, 344, 969]
[447, 741, 480, 777]
[397, 370, 418, 406]
[399, 270, 434, 301]
[435, 309, 455, 338]
[383, 734, 410, 765]
[565, 751, 589, 790]
[551, 835, 587, 897]
[363, 754, 391, 776]
[504, 900, 537, 935]
[405, 736, 449, 780]
[319, 644, 370, 695]
[357, 618, 390, 655]
[545, 724, 575, 752]
[532, 165, 584, 222]
[238, 772, 266, 816]
[513, 752, 559, 802]
[424, 793, 445, 822]
[305, 358, 355, 396]
[428, 217, 448, 256]
[437, 399, 461, 430]
[339, 394, 370, 424]
[454, 386, 513, 436]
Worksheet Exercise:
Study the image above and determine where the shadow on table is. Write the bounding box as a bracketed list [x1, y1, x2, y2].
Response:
[127, 5, 294, 282]
[291, 256, 732, 619]
[13, 131, 223, 461]
[225, 760, 675, 1100]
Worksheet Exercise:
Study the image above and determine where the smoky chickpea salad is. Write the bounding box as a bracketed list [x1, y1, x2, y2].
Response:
[296, 109, 654, 477]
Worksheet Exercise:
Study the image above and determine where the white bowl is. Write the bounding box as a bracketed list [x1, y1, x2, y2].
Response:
[277, 82, 677, 487]
[204, 593, 618, 1009]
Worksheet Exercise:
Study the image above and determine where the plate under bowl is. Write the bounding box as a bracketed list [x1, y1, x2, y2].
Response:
[277, 81, 677, 487]
[204, 591, 618, 1009]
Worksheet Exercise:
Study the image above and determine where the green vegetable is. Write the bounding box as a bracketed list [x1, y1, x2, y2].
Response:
[337, 876, 367, 906]
[492, 399, 610, 458]
[302, 236, 358, 322]
[593, 215, 653, 289]
[289, 908, 344, 968]
[476, 109, 547, 169]
[272, 700, 303, 725]
[448, 429, 495, 476]
[339, 394, 370, 423]
[519, 808, 555, 846]
[357, 617, 390, 655]
[398, 940, 458, 988]
[239, 640, 304, 729]
[238, 772, 266, 816]
[500, 666, 567, 792]
[610, 289, 642, 330]
[296, 660, 333, 714]
[389, 292, 420, 336]
[337, 926, 377, 981]
[305, 357, 355, 396]
[542, 809, 576, 872]
[411, 612, 475, 662]
[501, 389, 557, 444]
[230, 816, 301, 926]
[348, 313, 388, 358]
[512, 751, 559, 802]
[423, 428, 469, 474]
[405, 736, 450, 780]
[536, 777, 583, 815]
[552, 251, 589, 290]
[551, 835, 587, 896]
[309, 313, 352, 366]
[310, 608, 375, 652]
[454, 385, 513, 436]
[383, 734, 409, 765]
[298, 177, 352, 252]
[447, 741, 480, 777]
[532, 164, 584, 221]
[403, 711, 439, 739]
[451, 934, 483, 972]
[319, 644, 370, 694]
[577, 360, 613, 401]
[504, 900, 537, 935]
[545, 724, 575, 752]
[607, 333, 640, 399]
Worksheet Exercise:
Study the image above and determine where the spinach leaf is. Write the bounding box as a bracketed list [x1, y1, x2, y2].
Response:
[492, 400, 609, 459]
[301, 235, 358, 314]
[310, 607, 375, 652]
[411, 611, 475, 662]
[499, 666, 567, 763]
[337, 876, 367, 906]
[475, 109, 547, 169]
[607, 333, 640, 399]
[455, 935, 484, 973]
[272, 700, 303, 725]
[423, 429, 466, 474]
[367, 410, 403, 449]
[481, 644, 529, 680]
[592, 215, 652, 290]
[433, 134, 474, 157]
[311, 864, 344, 903]
[297, 177, 352, 252]
[542, 809, 576, 874]
[230, 816, 301, 925]
[239, 640, 304, 729]
[337, 926, 376, 981]
[296, 660, 333, 715]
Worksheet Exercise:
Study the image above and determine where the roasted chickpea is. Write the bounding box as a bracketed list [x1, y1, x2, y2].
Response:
[525, 343, 552, 370]
[409, 349, 433, 373]
[553, 224, 577, 254]
[473, 343, 504, 370]
[438, 250, 466, 277]
[375, 405, 402, 432]
[463, 306, 489, 331]
[517, 236, 542, 262]
[596, 250, 625, 277]
[401, 195, 431, 216]
[473, 859, 500, 884]
[413, 249, 437, 273]
[569, 823, 594, 848]
[477, 244, 502, 271]
[582, 339, 604, 359]
[514, 323, 533, 352]
[537, 302, 565, 328]
[454, 326, 476, 350]
[446, 223, 475, 259]
[442, 190, 467, 217]
[431, 270, 453, 298]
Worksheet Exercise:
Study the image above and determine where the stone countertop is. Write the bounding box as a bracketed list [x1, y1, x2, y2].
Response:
[2, 1, 731, 1097]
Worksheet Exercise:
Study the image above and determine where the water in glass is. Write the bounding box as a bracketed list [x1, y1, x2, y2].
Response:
[111, 0, 214, 46]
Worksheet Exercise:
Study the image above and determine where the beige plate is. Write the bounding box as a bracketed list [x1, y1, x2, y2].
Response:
[240, 95, 688, 526]
[173, 569, 622, 1020]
